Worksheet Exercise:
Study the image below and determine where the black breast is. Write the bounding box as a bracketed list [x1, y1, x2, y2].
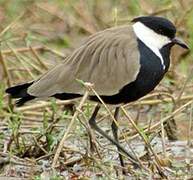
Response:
[90, 39, 171, 104]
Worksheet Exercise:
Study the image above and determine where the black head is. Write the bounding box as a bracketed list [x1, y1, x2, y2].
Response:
[132, 16, 189, 49]
[132, 16, 176, 39]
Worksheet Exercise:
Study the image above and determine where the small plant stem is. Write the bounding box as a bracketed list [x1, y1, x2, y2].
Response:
[52, 89, 89, 168]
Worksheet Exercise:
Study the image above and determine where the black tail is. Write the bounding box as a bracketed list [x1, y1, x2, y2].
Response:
[5, 82, 35, 106]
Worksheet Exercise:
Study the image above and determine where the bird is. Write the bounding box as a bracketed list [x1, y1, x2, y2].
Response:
[6, 16, 189, 170]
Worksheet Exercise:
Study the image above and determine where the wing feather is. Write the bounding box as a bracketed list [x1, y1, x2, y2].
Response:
[28, 25, 140, 97]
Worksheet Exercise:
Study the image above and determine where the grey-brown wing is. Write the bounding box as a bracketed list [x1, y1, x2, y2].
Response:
[28, 25, 140, 97]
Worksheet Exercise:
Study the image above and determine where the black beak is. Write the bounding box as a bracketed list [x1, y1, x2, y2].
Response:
[172, 37, 189, 49]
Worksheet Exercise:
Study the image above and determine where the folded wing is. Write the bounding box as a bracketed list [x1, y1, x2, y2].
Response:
[28, 25, 140, 97]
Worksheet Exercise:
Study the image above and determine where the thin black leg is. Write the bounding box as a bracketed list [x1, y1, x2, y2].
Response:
[111, 107, 125, 173]
[89, 104, 139, 168]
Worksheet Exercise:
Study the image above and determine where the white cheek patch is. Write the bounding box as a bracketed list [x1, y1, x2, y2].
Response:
[132, 22, 171, 70]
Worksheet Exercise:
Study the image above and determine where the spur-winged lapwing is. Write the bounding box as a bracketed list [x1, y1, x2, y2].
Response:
[6, 16, 189, 168]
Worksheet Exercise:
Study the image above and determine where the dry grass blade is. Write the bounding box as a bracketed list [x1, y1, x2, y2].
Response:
[88, 85, 117, 125]
[188, 103, 193, 146]
[15, 100, 74, 112]
[6, 43, 35, 79]
[120, 107, 166, 178]
[128, 94, 193, 107]
[0, 49, 11, 87]
[97, 93, 193, 126]
[44, 46, 66, 58]
[176, 67, 193, 103]
[160, 113, 166, 157]
[120, 107, 162, 164]
[0, 12, 24, 37]
[0, 49, 12, 107]
[29, 46, 48, 70]
[19, 54, 45, 74]
[149, 100, 193, 132]
[52, 86, 90, 168]
[1, 46, 45, 56]
[76, 108, 101, 157]
[128, 100, 193, 141]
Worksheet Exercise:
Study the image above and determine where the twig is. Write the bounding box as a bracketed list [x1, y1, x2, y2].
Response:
[22, 111, 44, 116]
[1, 45, 66, 59]
[0, 49, 11, 87]
[15, 100, 74, 112]
[97, 93, 193, 126]
[127, 100, 193, 141]
[35, 153, 54, 161]
[0, 48, 12, 107]
[120, 107, 164, 170]
[88, 86, 117, 125]
[62, 157, 83, 166]
[6, 42, 35, 79]
[1, 46, 45, 55]
[0, 13, 24, 37]
[128, 94, 193, 107]
[188, 103, 193, 146]
[29, 45, 49, 70]
[20, 54, 45, 74]
[32, 135, 48, 154]
[44, 46, 66, 58]
[52, 87, 90, 168]
[76, 109, 102, 158]
[160, 113, 166, 157]
[176, 66, 193, 103]
[149, 100, 193, 132]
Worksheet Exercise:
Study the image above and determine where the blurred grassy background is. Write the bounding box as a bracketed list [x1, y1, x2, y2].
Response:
[0, 0, 193, 179]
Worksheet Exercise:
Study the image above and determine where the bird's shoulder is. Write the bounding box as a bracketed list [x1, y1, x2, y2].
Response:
[85, 25, 136, 43]
[64, 25, 138, 65]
